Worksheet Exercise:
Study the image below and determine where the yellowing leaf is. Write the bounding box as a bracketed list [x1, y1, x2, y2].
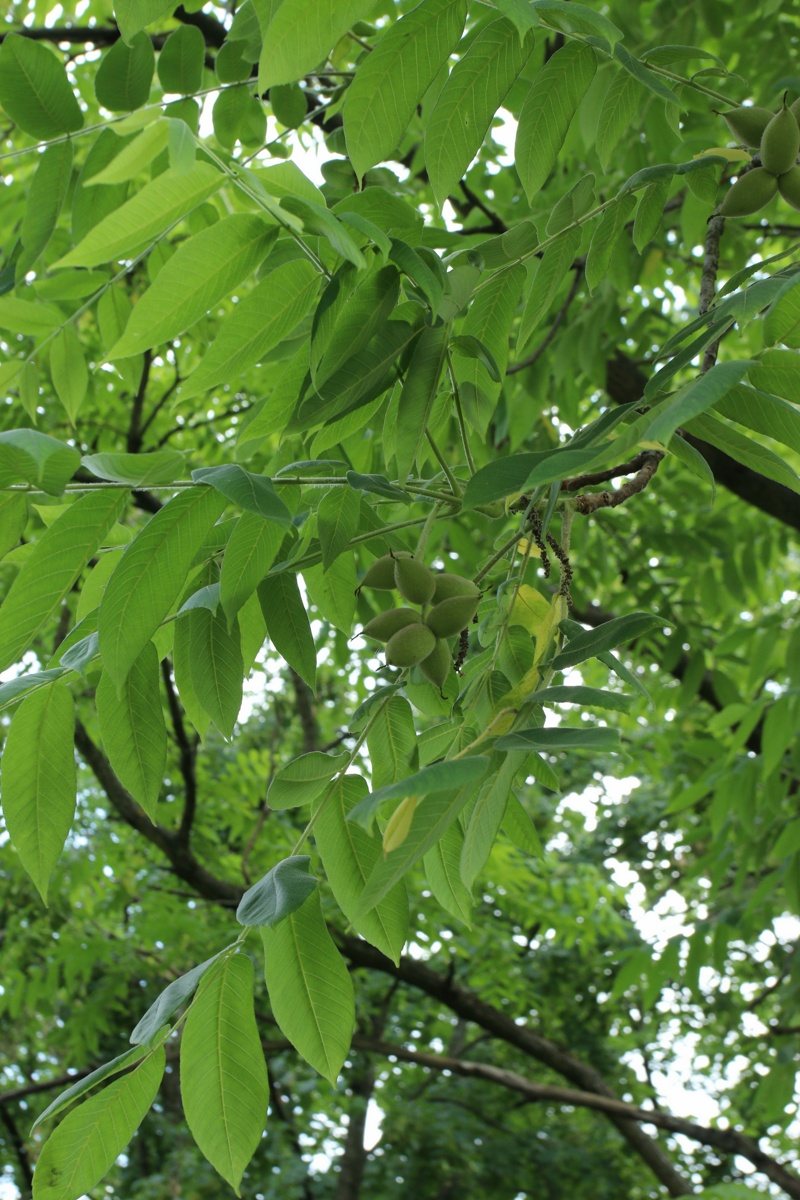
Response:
[509, 584, 551, 634]
[382, 795, 419, 855]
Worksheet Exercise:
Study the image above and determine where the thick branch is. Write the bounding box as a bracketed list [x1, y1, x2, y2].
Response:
[605, 351, 800, 536]
[573, 451, 663, 514]
[351, 1039, 800, 1200]
[338, 934, 692, 1197]
[0, 1102, 33, 1194]
[160, 658, 198, 844]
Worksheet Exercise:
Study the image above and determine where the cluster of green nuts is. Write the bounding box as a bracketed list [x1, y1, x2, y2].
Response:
[356, 552, 482, 690]
[718, 95, 800, 217]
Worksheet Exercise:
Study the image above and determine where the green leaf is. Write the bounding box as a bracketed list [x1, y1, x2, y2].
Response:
[57, 164, 223, 268]
[0, 489, 126, 674]
[303, 557, 357, 633]
[0, 492, 28, 560]
[88, 119, 169, 185]
[501, 790, 543, 856]
[187, 608, 244, 739]
[130, 953, 225, 1044]
[424, 819, 473, 925]
[516, 41, 597, 202]
[157, 24, 205, 93]
[585, 196, 636, 294]
[19, 141, 74, 272]
[612, 43, 677, 104]
[50, 326, 88, 422]
[317, 486, 361, 570]
[0, 681, 75, 905]
[395, 323, 450, 479]
[313, 774, 409, 964]
[633, 177, 672, 252]
[532, 685, 633, 713]
[389, 238, 444, 315]
[596, 71, 642, 170]
[98, 487, 227, 690]
[517, 228, 581, 351]
[457, 263, 525, 435]
[344, 0, 468, 181]
[236, 855, 318, 925]
[312, 264, 400, 387]
[0, 429, 79, 496]
[367, 696, 417, 791]
[461, 752, 524, 887]
[426, 19, 534, 211]
[0, 294, 65, 336]
[95, 31, 154, 111]
[259, 0, 375, 88]
[764, 276, 800, 348]
[260, 891, 355, 1084]
[0, 34, 83, 139]
[180, 954, 268, 1195]
[642, 360, 755, 446]
[748, 351, 800, 404]
[531, 0, 621, 45]
[268, 750, 350, 809]
[109, 215, 276, 357]
[32, 1048, 165, 1200]
[115, 0, 176, 43]
[31, 1044, 150, 1132]
[178, 260, 319, 401]
[449, 334, 501, 381]
[685, 411, 800, 494]
[258, 573, 317, 688]
[280, 196, 366, 269]
[82, 450, 186, 487]
[715, 380, 800, 455]
[551, 612, 664, 670]
[192, 465, 292, 525]
[348, 755, 490, 831]
[220, 511, 284, 626]
[96, 643, 166, 819]
[495, 726, 621, 751]
[354, 775, 485, 915]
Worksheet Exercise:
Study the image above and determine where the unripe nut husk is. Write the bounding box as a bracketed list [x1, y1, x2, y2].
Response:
[361, 608, 420, 643]
[394, 556, 436, 605]
[778, 166, 800, 211]
[718, 167, 778, 217]
[419, 638, 452, 691]
[431, 572, 481, 604]
[357, 550, 412, 592]
[385, 623, 436, 668]
[718, 105, 773, 148]
[426, 594, 481, 638]
[760, 102, 800, 176]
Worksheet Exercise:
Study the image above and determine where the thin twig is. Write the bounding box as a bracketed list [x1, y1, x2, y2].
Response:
[573, 452, 664, 515]
[699, 212, 726, 372]
[506, 270, 582, 375]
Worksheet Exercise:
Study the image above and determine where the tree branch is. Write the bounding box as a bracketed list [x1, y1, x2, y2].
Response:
[573, 451, 663, 514]
[699, 213, 725, 372]
[126, 349, 151, 454]
[160, 658, 198, 844]
[506, 270, 582, 375]
[0, 1101, 33, 1194]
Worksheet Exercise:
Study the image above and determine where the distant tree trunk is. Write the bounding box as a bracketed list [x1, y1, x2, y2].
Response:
[334, 1058, 375, 1200]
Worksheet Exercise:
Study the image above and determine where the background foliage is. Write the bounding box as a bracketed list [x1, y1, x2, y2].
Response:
[1, 0, 800, 1198]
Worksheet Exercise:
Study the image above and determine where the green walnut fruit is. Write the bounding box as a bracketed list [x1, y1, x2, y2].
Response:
[394, 556, 435, 605]
[361, 608, 420, 642]
[791, 96, 800, 124]
[385, 622, 436, 668]
[718, 167, 778, 217]
[760, 101, 800, 176]
[778, 165, 800, 210]
[719, 104, 773, 148]
[426, 594, 481, 638]
[431, 572, 481, 604]
[357, 551, 412, 592]
[419, 638, 451, 690]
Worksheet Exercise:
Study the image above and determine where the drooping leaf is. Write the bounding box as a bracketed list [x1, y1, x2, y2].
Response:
[82, 450, 186, 487]
[32, 1048, 165, 1200]
[366, 695, 417, 791]
[585, 196, 636, 294]
[461, 752, 523, 888]
[130, 953, 226, 1045]
[457, 263, 525, 435]
[685, 411, 800, 494]
[551, 612, 665, 670]
[19, 141, 74, 272]
[192, 465, 292, 525]
[108, 215, 277, 357]
[344, 0, 468, 181]
[94, 31, 154, 111]
[0, 681, 75, 905]
[50, 326, 88, 422]
[31, 1044, 150, 1132]
[424, 819, 473, 925]
[259, 0, 375, 89]
[96, 643, 167, 819]
[348, 755, 490, 831]
[425, 19, 534, 211]
[260, 891, 355, 1084]
[180, 954, 268, 1195]
[258, 573, 317, 688]
[313, 774, 409, 964]
[98, 487, 227, 690]
[495, 726, 621, 751]
[0, 35, 83, 139]
[394, 323, 450, 480]
[596, 70, 642, 170]
[302, 557, 357, 633]
[517, 228, 581, 351]
[0, 489, 126, 674]
[187, 608, 244, 739]
[220, 511, 284, 626]
[57, 164, 223, 268]
[115, 0, 177, 43]
[317, 486, 361, 571]
[0, 430, 79, 497]
[236, 855, 318, 925]
[267, 751, 350, 809]
[515, 41, 597, 202]
[157, 24, 206, 94]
